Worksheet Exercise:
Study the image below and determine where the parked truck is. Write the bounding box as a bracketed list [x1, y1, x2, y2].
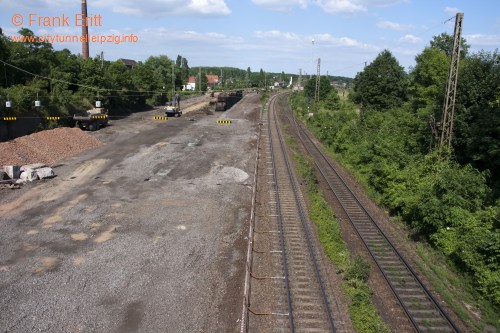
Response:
[74, 107, 108, 131]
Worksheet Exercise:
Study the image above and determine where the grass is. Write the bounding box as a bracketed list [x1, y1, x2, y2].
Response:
[287, 134, 391, 333]
[414, 243, 500, 332]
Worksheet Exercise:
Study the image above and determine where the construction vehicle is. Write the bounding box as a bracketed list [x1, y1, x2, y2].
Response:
[74, 107, 109, 131]
[164, 105, 182, 117]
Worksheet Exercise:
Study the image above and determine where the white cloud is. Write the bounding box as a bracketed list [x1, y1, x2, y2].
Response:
[444, 6, 460, 15]
[252, 0, 404, 14]
[365, 0, 408, 7]
[313, 0, 405, 14]
[138, 28, 242, 44]
[391, 46, 418, 56]
[251, 0, 308, 12]
[112, 0, 231, 17]
[377, 20, 410, 31]
[187, 0, 231, 15]
[1, 0, 51, 10]
[399, 34, 421, 44]
[254, 30, 378, 50]
[315, 0, 367, 14]
[254, 30, 301, 41]
[465, 34, 500, 47]
[11, 0, 231, 17]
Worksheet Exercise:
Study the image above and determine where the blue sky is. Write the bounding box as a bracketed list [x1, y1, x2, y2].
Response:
[1, 0, 499, 78]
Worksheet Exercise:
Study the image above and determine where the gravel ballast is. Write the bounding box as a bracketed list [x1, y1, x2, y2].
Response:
[0, 127, 103, 166]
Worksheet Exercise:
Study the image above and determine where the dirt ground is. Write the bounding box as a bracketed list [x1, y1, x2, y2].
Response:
[0, 93, 260, 333]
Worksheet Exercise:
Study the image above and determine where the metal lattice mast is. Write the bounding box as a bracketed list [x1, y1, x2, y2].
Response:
[439, 12, 464, 150]
[314, 58, 321, 105]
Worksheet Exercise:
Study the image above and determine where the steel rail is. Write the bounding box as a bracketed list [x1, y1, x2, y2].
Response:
[284, 101, 460, 333]
[267, 94, 295, 332]
[269, 94, 336, 332]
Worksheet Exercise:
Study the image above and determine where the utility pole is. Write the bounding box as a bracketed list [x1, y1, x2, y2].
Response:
[198, 67, 201, 93]
[298, 68, 302, 89]
[439, 12, 464, 152]
[314, 58, 321, 107]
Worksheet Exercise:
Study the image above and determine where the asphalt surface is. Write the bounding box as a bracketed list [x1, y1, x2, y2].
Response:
[0, 94, 260, 333]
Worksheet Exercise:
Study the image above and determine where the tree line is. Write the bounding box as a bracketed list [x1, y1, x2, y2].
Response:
[0, 28, 301, 124]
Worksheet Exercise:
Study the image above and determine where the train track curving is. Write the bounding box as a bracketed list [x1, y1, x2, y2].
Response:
[247, 94, 338, 332]
[280, 93, 460, 333]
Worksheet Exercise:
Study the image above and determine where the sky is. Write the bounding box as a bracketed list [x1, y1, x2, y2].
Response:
[1, 0, 499, 78]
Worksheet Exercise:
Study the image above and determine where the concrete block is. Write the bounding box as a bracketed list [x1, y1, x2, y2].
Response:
[20, 163, 46, 171]
[3, 165, 21, 179]
[36, 167, 55, 179]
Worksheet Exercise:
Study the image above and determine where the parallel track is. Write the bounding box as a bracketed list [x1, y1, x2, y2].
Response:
[252, 94, 336, 332]
[282, 94, 460, 333]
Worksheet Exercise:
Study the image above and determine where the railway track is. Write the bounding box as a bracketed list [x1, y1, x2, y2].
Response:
[247, 94, 337, 332]
[281, 93, 460, 333]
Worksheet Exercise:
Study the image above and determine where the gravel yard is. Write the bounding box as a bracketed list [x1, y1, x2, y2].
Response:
[0, 94, 259, 333]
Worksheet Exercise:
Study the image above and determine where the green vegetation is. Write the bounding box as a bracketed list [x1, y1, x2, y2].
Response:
[289, 144, 390, 333]
[350, 50, 408, 111]
[0, 28, 303, 133]
[290, 33, 500, 330]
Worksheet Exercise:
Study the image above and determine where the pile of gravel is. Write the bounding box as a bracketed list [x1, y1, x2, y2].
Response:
[0, 128, 103, 166]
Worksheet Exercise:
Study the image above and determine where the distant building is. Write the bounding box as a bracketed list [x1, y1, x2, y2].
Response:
[206, 75, 219, 85]
[183, 75, 219, 91]
[119, 59, 137, 69]
[183, 76, 197, 91]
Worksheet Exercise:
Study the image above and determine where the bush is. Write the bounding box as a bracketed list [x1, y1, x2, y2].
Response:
[345, 254, 371, 281]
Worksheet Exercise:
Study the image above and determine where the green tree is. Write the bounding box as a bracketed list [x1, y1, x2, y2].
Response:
[351, 50, 408, 111]
[453, 50, 500, 195]
[304, 76, 333, 101]
[430, 32, 470, 59]
[409, 47, 450, 150]
[199, 70, 208, 92]
[322, 89, 341, 110]
[410, 47, 449, 106]
[181, 57, 189, 83]
[259, 68, 265, 88]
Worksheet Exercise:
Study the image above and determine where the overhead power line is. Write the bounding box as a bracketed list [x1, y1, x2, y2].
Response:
[0, 59, 168, 95]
